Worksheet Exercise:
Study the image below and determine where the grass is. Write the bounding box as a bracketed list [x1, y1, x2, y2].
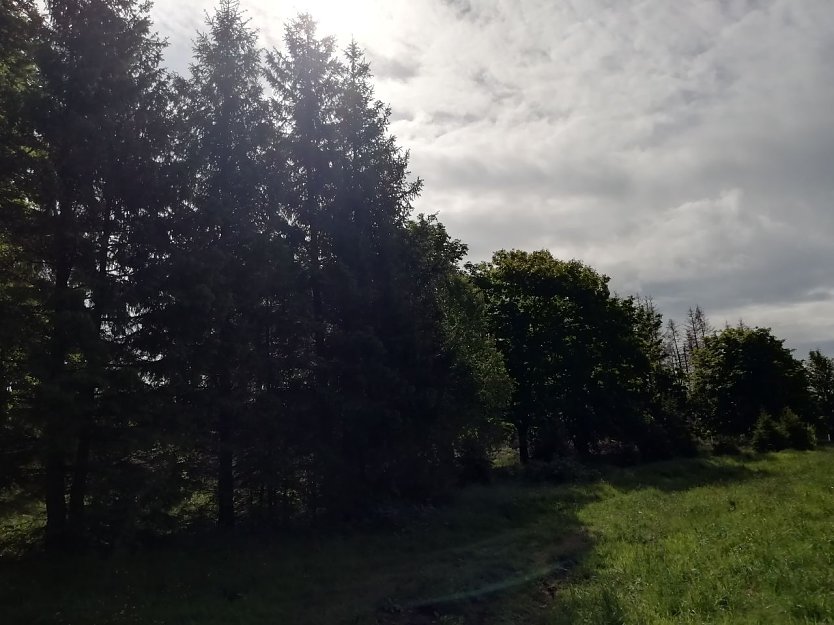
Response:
[1, 447, 833, 624]
[550, 448, 834, 624]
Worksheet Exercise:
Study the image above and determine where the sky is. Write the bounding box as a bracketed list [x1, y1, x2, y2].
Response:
[150, 0, 834, 356]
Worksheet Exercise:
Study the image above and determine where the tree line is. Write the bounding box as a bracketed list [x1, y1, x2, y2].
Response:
[1, 0, 832, 549]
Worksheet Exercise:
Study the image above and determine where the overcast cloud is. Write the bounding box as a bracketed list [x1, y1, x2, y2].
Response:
[150, 0, 834, 355]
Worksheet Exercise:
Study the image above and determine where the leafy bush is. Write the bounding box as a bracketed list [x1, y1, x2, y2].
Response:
[752, 412, 789, 452]
[635, 418, 700, 462]
[712, 436, 742, 456]
[780, 408, 816, 450]
[751, 408, 816, 452]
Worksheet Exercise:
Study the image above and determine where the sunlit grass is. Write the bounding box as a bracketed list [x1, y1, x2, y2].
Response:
[550, 448, 834, 624]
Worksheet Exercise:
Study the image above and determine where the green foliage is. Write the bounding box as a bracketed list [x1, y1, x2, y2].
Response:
[751, 409, 815, 452]
[780, 408, 816, 450]
[0, 0, 176, 545]
[751, 411, 789, 452]
[712, 435, 742, 456]
[629, 298, 699, 460]
[690, 326, 812, 438]
[0, 0, 44, 491]
[471, 251, 685, 463]
[471, 251, 615, 460]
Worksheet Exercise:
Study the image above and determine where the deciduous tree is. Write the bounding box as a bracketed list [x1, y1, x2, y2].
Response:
[690, 326, 811, 438]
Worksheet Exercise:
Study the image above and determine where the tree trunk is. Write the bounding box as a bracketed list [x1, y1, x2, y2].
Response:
[217, 408, 235, 530]
[45, 441, 67, 548]
[69, 197, 110, 534]
[517, 423, 530, 465]
[68, 425, 91, 533]
[45, 194, 71, 548]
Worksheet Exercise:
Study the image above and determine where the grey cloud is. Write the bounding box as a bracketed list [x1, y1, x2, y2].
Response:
[367, 52, 421, 83]
[804, 289, 834, 303]
[438, 0, 499, 24]
[150, 0, 834, 355]
[440, 0, 472, 18]
[471, 69, 518, 103]
[415, 150, 632, 200]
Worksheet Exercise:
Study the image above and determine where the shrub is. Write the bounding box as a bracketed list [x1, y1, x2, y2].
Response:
[636, 417, 700, 461]
[712, 435, 742, 456]
[752, 411, 789, 452]
[780, 408, 817, 450]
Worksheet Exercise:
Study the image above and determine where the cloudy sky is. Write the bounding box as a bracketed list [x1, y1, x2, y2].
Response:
[151, 0, 834, 355]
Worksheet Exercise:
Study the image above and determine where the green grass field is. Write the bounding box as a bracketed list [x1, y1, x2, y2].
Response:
[1, 447, 833, 624]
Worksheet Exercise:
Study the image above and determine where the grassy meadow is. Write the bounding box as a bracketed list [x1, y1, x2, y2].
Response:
[1, 447, 833, 624]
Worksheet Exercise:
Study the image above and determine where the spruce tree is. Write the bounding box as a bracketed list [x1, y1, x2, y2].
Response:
[0, 0, 44, 493]
[141, 0, 298, 529]
[1, 0, 172, 545]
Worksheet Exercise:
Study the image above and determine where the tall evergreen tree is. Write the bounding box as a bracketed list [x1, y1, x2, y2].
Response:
[1, 0, 172, 545]
[0, 0, 44, 491]
[141, 0, 292, 529]
[264, 20, 504, 514]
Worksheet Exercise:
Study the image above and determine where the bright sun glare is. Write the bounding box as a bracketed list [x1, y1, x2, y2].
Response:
[283, 0, 385, 44]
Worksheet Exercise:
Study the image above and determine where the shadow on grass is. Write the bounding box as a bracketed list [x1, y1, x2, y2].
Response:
[0, 481, 598, 625]
[0, 486, 589, 625]
[600, 454, 772, 494]
[375, 483, 597, 625]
